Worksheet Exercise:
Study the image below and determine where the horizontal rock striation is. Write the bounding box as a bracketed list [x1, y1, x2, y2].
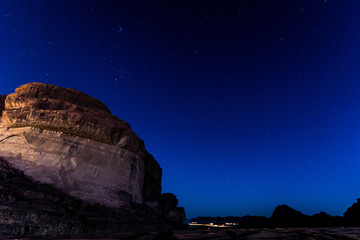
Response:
[0, 126, 145, 207]
[2, 83, 145, 155]
[0, 82, 185, 223]
[8, 82, 111, 113]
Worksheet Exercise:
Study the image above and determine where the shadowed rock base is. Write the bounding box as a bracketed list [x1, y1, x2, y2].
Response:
[0, 158, 185, 238]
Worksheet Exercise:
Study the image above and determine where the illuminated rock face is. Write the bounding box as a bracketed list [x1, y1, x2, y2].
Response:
[0, 83, 161, 208]
[2, 82, 145, 153]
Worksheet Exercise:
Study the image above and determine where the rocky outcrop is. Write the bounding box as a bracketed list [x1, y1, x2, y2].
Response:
[344, 198, 360, 225]
[0, 157, 180, 237]
[2, 82, 144, 152]
[344, 199, 360, 218]
[160, 193, 186, 222]
[0, 127, 145, 207]
[271, 204, 306, 219]
[0, 83, 184, 222]
[270, 204, 309, 227]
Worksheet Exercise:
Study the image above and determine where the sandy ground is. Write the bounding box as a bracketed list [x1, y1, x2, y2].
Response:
[8, 227, 360, 239]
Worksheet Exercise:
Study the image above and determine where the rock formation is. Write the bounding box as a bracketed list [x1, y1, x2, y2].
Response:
[0, 157, 179, 236]
[269, 204, 309, 227]
[343, 198, 360, 225]
[0, 83, 184, 221]
[270, 204, 306, 219]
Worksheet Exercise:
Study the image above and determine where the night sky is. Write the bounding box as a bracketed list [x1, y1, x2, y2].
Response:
[1, 0, 360, 219]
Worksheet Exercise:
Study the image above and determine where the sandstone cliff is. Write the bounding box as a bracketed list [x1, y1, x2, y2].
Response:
[0, 83, 184, 223]
[0, 157, 181, 237]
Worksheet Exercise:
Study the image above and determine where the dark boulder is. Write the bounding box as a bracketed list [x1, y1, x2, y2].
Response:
[160, 193, 186, 222]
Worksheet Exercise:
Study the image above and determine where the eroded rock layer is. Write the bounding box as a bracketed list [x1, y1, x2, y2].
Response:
[0, 83, 182, 219]
[0, 127, 144, 207]
[2, 82, 145, 154]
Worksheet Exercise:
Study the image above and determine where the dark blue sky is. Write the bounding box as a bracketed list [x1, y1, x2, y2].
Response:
[1, 0, 360, 218]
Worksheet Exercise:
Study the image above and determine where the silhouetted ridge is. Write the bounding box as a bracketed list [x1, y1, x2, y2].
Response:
[271, 204, 306, 219]
[191, 200, 360, 228]
[343, 198, 360, 225]
[344, 198, 360, 218]
[268, 204, 307, 227]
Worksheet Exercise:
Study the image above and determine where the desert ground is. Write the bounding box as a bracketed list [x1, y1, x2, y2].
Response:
[7, 227, 360, 240]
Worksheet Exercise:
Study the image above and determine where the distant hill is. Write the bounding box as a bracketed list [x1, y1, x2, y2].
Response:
[192, 201, 360, 228]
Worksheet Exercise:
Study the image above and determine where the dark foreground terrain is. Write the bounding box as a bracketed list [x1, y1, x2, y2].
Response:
[4, 228, 360, 239]
[0, 158, 184, 237]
